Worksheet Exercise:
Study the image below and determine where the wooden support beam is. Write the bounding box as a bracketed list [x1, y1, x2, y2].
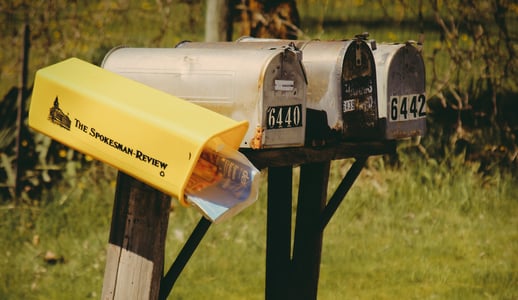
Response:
[242, 141, 396, 169]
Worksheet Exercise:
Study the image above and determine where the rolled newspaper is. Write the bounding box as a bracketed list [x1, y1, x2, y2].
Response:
[186, 143, 261, 223]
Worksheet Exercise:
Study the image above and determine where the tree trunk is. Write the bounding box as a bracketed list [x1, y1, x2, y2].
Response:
[205, 0, 231, 41]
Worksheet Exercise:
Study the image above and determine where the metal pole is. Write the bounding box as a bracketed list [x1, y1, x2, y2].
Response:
[159, 216, 212, 299]
[320, 156, 367, 230]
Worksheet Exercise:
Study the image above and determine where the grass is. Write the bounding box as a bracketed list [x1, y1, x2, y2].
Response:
[0, 164, 114, 299]
[319, 155, 517, 299]
[1, 153, 516, 299]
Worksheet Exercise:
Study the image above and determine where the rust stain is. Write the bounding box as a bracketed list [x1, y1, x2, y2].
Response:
[250, 125, 264, 149]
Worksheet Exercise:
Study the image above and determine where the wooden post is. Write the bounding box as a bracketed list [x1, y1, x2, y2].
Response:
[265, 166, 294, 299]
[291, 162, 330, 299]
[102, 172, 171, 300]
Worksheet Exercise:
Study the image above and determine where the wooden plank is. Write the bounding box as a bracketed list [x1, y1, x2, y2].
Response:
[102, 172, 171, 300]
[290, 162, 330, 299]
[265, 166, 294, 300]
[112, 248, 154, 299]
[242, 141, 396, 169]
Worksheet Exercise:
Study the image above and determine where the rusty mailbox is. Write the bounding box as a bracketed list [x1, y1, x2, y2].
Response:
[180, 36, 378, 143]
[101, 45, 307, 149]
[371, 41, 426, 139]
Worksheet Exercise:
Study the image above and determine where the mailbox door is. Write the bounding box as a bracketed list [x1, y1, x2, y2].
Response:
[384, 44, 426, 139]
[297, 41, 345, 133]
[341, 39, 379, 140]
[260, 48, 306, 148]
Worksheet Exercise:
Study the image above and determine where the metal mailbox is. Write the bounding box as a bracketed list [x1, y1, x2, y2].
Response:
[179, 37, 378, 143]
[371, 42, 426, 139]
[101, 45, 307, 149]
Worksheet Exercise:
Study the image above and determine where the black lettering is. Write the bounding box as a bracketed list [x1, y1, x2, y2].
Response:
[135, 150, 143, 160]
[88, 127, 134, 157]
[134, 149, 167, 170]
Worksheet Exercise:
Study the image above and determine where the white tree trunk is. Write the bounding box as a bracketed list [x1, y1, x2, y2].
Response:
[205, 0, 230, 42]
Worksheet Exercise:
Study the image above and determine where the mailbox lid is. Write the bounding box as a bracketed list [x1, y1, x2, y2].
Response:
[103, 46, 307, 149]
[373, 43, 426, 139]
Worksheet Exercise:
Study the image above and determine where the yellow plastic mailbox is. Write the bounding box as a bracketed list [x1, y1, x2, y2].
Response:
[28, 58, 248, 205]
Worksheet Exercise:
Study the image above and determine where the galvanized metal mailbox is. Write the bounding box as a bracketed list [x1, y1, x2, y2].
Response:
[102, 45, 307, 149]
[336, 37, 379, 140]
[180, 37, 378, 143]
[371, 42, 426, 139]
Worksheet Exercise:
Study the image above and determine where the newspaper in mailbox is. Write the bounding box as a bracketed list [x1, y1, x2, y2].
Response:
[185, 143, 260, 223]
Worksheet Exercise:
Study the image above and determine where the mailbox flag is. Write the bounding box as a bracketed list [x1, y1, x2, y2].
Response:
[29, 58, 259, 222]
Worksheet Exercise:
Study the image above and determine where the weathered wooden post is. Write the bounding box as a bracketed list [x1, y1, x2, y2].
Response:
[101, 172, 171, 299]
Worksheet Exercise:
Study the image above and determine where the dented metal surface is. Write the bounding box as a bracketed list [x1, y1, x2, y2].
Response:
[102, 45, 307, 149]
